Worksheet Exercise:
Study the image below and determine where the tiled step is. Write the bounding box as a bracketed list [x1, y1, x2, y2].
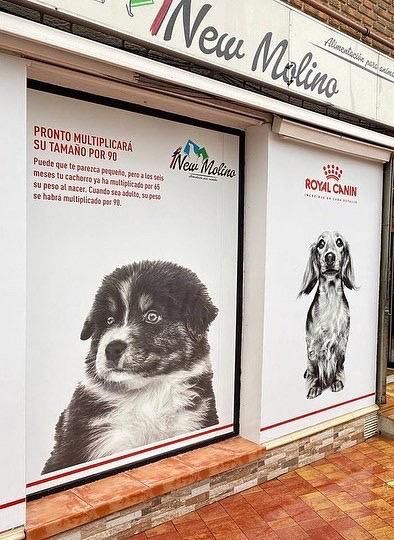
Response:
[26, 437, 265, 540]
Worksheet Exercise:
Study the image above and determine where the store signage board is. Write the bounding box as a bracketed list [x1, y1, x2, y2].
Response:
[25, 0, 394, 126]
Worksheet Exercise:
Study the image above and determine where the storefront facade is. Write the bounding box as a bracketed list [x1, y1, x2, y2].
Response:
[1, 0, 394, 534]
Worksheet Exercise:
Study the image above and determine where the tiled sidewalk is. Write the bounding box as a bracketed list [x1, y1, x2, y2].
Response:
[380, 383, 394, 425]
[133, 436, 394, 540]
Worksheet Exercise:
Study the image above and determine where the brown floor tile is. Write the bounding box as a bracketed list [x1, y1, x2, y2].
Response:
[273, 525, 310, 539]
[175, 522, 215, 540]
[204, 516, 246, 538]
[267, 517, 296, 530]
[212, 532, 247, 540]
[347, 506, 375, 520]
[178, 533, 215, 540]
[243, 527, 280, 539]
[145, 522, 179, 537]
[317, 505, 347, 521]
[369, 526, 394, 539]
[356, 514, 389, 531]
[301, 492, 335, 511]
[257, 507, 289, 523]
[375, 471, 394, 483]
[329, 516, 359, 532]
[281, 502, 311, 519]
[223, 504, 268, 530]
[383, 516, 394, 527]
[173, 513, 206, 526]
[148, 535, 183, 540]
[298, 516, 328, 531]
[364, 499, 394, 520]
[198, 502, 229, 522]
[306, 526, 343, 539]
[339, 527, 374, 539]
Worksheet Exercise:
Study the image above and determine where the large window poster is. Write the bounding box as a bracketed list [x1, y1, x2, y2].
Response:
[26, 87, 241, 494]
[260, 135, 383, 443]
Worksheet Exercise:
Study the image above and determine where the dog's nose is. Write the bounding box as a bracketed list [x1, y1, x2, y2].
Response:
[105, 340, 127, 366]
[325, 252, 336, 265]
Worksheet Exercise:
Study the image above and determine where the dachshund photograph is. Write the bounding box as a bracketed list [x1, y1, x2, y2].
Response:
[43, 260, 219, 474]
[298, 231, 357, 399]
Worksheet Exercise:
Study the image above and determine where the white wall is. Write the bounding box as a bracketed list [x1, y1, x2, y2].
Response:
[0, 54, 26, 532]
[240, 124, 270, 442]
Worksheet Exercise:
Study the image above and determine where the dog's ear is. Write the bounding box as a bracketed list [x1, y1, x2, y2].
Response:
[298, 243, 319, 296]
[185, 291, 218, 340]
[342, 243, 357, 290]
[80, 313, 94, 341]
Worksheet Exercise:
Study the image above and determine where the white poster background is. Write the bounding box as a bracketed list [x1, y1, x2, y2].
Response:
[261, 135, 382, 442]
[26, 89, 240, 490]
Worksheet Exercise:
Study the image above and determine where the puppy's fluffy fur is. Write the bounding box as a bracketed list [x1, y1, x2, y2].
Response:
[299, 232, 356, 399]
[43, 261, 219, 474]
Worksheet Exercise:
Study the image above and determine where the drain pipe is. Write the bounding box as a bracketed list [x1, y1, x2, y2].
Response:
[301, 0, 394, 52]
[376, 158, 393, 405]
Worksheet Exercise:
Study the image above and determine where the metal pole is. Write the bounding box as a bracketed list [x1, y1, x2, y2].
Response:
[376, 158, 393, 405]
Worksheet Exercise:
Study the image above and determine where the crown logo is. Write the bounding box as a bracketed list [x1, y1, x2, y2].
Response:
[323, 164, 343, 181]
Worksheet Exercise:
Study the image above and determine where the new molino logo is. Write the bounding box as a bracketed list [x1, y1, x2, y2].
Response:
[126, 0, 155, 17]
[170, 139, 237, 180]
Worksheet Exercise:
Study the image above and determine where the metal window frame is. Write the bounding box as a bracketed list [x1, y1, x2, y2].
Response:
[376, 158, 394, 403]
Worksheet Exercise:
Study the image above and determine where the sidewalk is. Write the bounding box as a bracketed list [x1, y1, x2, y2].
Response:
[134, 436, 394, 540]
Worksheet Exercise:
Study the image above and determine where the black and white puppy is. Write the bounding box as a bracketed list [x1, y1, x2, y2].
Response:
[43, 261, 219, 474]
[299, 232, 356, 399]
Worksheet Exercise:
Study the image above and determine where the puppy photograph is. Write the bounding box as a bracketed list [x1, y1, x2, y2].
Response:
[298, 231, 357, 400]
[43, 260, 219, 474]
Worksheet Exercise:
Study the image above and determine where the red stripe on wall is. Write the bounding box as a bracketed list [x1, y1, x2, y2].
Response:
[27, 423, 234, 488]
[150, 0, 173, 35]
[260, 392, 375, 432]
[0, 498, 25, 511]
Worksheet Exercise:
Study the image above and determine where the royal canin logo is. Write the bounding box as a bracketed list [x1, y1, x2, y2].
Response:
[323, 164, 343, 182]
[305, 164, 357, 198]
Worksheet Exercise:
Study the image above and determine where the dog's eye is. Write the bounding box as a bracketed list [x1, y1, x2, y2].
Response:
[336, 239, 343, 247]
[145, 310, 162, 324]
[107, 316, 115, 326]
[318, 240, 325, 249]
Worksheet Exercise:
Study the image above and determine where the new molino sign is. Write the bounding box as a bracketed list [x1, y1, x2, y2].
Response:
[26, 0, 394, 126]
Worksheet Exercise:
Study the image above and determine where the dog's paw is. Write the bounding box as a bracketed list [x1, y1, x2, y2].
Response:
[331, 381, 344, 393]
[307, 386, 322, 399]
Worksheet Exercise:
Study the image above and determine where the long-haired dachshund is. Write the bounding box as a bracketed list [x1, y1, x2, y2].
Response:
[299, 231, 357, 399]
